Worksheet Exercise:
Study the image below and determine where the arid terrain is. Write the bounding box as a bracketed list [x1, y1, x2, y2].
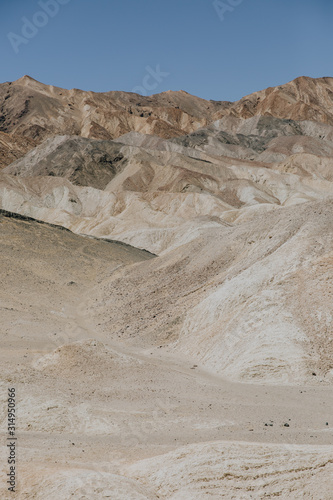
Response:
[0, 76, 333, 499]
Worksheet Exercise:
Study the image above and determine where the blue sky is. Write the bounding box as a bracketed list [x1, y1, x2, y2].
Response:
[1, 0, 332, 101]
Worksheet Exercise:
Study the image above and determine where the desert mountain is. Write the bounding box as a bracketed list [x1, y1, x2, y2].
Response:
[4, 135, 128, 189]
[0, 75, 226, 144]
[2, 111, 333, 384]
[171, 115, 333, 161]
[2, 74, 333, 169]
[1, 76, 333, 498]
[213, 76, 333, 124]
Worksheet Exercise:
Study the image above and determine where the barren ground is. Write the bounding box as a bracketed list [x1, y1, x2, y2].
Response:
[0, 213, 332, 499]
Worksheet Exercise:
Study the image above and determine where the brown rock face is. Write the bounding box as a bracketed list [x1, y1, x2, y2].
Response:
[1, 75, 333, 169]
[0, 131, 37, 169]
[214, 76, 333, 124]
[0, 75, 226, 144]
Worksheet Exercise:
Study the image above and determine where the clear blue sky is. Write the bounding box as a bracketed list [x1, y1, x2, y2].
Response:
[1, 0, 332, 101]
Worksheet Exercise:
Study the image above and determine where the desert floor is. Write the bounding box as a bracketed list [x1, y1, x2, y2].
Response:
[0, 213, 332, 499]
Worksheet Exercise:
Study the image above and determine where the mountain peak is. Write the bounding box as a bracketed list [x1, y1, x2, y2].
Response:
[15, 75, 39, 84]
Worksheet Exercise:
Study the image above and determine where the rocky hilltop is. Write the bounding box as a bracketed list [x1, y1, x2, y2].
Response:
[214, 76, 333, 124]
[0, 75, 226, 143]
[2, 74, 333, 167]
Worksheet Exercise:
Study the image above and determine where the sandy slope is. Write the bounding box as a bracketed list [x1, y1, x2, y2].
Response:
[0, 211, 332, 499]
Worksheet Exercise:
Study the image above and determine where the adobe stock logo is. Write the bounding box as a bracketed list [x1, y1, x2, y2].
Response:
[7, 0, 72, 54]
[213, 0, 245, 22]
[132, 65, 170, 96]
